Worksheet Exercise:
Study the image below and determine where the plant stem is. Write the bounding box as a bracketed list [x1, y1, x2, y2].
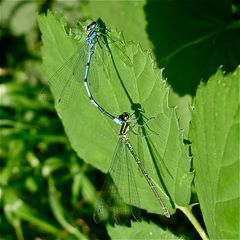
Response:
[177, 205, 209, 240]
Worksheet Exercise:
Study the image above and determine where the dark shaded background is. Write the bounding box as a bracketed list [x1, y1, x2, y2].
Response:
[145, 0, 240, 95]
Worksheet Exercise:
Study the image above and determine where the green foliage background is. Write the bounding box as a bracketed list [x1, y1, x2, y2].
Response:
[0, 1, 239, 240]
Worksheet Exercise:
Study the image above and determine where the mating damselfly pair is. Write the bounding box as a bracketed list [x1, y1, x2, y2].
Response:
[42, 17, 171, 222]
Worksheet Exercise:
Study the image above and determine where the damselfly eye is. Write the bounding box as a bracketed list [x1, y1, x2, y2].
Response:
[86, 21, 97, 31]
[118, 112, 129, 121]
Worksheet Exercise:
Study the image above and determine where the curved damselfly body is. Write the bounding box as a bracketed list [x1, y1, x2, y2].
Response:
[83, 21, 123, 125]
[41, 19, 129, 125]
[94, 112, 170, 223]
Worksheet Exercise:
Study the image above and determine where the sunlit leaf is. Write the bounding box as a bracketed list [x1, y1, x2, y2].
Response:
[38, 11, 193, 217]
[189, 67, 240, 239]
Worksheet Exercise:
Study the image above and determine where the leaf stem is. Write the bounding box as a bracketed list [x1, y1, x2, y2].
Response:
[177, 205, 209, 240]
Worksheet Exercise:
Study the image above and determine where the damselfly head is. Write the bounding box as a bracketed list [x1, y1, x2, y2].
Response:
[86, 21, 97, 32]
[118, 112, 129, 122]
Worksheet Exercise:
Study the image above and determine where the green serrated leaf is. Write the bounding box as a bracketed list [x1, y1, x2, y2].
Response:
[107, 221, 180, 239]
[38, 11, 192, 217]
[189, 67, 240, 239]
